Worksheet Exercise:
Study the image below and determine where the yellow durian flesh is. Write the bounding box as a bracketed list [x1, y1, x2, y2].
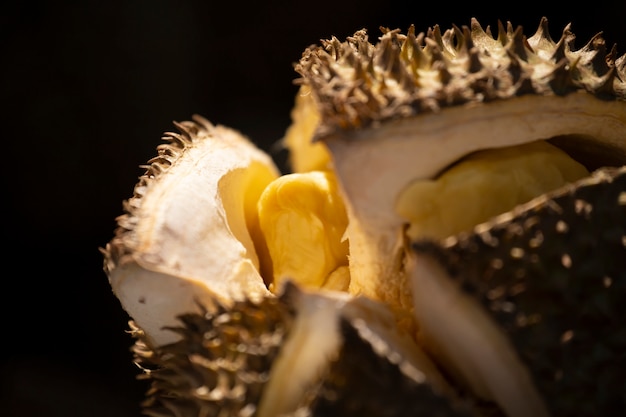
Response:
[257, 170, 350, 293]
[396, 140, 590, 241]
[282, 85, 331, 173]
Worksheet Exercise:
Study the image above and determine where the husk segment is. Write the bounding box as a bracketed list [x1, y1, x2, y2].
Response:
[131, 296, 295, 417]
[102, 116, 279, 346]
[295, 318, 484, 417]
[295, 17, 626, 140]
[409, 166, 626, 416]
[131, 282, 477, 417]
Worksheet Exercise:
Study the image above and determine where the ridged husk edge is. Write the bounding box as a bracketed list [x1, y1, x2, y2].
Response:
[295, 17, 626, 140]
[102, 115, 218, 275]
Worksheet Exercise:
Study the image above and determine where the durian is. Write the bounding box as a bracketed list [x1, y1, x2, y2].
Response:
[102, 16, 626, 417]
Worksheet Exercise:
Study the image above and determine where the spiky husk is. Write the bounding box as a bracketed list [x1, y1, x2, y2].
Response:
[130, 284, 486, 417]
[131, 296, 295, 417]
[295, 17, 626, 140]
[411, 166, 626, 416]
[103, 116, 215, 272]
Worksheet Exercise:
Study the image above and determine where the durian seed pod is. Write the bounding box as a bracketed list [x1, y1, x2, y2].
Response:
[408, 166, 626, 417]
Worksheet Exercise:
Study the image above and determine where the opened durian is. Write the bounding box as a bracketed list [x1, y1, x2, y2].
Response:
[102, 17, 626, 417]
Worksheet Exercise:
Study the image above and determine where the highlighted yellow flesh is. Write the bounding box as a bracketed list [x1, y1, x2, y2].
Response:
[282, 85, 332, 172]
[256, 140, 588, 298]
[396, 140, 590, 240]
[257, 170, 350, 292]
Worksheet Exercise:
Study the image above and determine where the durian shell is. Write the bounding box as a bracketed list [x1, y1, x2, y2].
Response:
[131, 296, 294, 417]
[131, 283, 472, 417]
[295, 17, 626, 139]
[102, 116, 280, 346]
[409, 166, 626, 416]
[296, 318, 483, 417]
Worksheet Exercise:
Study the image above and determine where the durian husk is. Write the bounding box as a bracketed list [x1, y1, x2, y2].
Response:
[409, 166, 626, 417]
[130, 295, 293, 417]
[102, 116, 280, 346]
[131, 283, 475, 417]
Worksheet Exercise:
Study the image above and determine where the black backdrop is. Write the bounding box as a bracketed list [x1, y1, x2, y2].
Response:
[2, 2, 625, 416]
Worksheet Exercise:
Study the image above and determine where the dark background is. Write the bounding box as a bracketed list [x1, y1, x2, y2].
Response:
[2, 2, 625, 416]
